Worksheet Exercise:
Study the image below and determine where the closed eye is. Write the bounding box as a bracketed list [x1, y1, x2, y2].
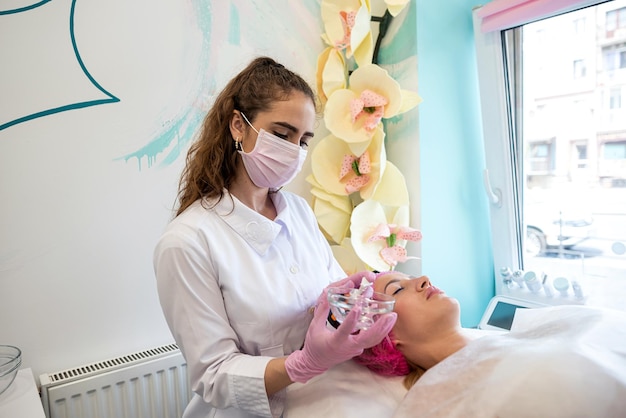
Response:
[272, 121, 314, 149]
[384, 282, 404, 296]
[392, 286, 404, 296]
[273, 131, 289, 140]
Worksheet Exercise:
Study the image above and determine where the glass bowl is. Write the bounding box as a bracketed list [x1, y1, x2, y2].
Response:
[327, 287, 395, 331]
[0, 345, 22, 396]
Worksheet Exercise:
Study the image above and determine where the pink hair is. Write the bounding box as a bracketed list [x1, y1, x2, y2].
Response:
[353, 271, 411, 376]
[353, 335, 411, 376]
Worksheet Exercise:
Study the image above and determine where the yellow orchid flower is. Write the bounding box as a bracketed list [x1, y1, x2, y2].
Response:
[331, 238, 370, 275]
[307, 175, 353, 244]
[384, 0, 410, 17]
[324, 64, 405, 144]
[310, 128, 386, 200]
[316, 47, 347, 106]
[321, 0, 373, 66]
[350, 199, 420, 271]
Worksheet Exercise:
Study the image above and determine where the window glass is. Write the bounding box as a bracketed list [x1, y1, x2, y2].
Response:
[518, 1, 626, 311]
[474, 0, 626, 313]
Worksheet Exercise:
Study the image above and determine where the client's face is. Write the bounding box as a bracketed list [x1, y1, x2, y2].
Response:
[374, 272, 461, 346]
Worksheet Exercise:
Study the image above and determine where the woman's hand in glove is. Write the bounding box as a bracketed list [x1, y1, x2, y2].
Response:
[285, 290, 396, 383]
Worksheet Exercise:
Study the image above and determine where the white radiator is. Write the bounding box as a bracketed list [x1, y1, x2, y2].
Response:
[39, 343, 191, 418]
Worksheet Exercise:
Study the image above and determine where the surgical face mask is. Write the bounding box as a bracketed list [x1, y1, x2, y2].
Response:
[238, 112, 307, 189]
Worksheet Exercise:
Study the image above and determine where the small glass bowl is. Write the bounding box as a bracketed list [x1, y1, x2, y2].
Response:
[0, 345, 22, 396]
[327, 287, 395, 331]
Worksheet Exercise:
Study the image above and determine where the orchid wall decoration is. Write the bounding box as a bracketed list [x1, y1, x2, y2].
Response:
[308, 0, 422, 273]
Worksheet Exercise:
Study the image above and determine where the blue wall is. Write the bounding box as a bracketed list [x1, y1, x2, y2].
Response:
[416, 0, 494, 327]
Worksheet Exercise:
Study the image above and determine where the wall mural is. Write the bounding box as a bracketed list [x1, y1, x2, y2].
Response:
[0, 0, 322, 169]
[0, 0, 120, 132]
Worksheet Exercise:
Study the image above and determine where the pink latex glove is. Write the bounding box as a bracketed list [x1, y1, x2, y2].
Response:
[285, 284, 397, 384]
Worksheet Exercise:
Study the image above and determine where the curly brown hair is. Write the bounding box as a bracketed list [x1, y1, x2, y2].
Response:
[175, 56, 317, 216]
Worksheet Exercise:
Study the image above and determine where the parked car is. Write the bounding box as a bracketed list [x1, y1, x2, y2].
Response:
[525, 206, 595, 257]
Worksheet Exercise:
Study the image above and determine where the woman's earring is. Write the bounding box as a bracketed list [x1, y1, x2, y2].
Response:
[234, 137, 242, 151]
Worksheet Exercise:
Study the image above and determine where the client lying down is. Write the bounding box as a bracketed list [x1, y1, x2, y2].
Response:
[353, 271, 626, 418]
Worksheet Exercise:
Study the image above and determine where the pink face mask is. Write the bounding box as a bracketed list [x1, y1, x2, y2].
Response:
[238, 113, 307, 189]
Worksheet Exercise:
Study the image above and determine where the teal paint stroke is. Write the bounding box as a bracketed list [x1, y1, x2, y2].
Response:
[377, 1, 418, 64]
[377, 1, 419, 143]
[0, 0, 119, 132]
[0, 0, 51, 14]
[229, 3, 240, 45]
[116, 108, 205, 170]
[116, 0, 213, 171]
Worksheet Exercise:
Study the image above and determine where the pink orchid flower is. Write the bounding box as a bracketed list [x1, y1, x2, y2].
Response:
[350, 89, 387, 132]
[340, 151, 371, 193]
[367, 223, 422, 267]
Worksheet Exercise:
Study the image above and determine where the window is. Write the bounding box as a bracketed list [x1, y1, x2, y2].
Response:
[574, 16, 587, 33]
[610, 87, 623, 108]
[573, 59, 587, 78]
[528, 141, 554, 173]
[603, 44, 626, 70]
[604, 140, 626, 158]
[474, 0, 626, 313]
[606, 6, 626, 34]
[575, 142, 589, 168]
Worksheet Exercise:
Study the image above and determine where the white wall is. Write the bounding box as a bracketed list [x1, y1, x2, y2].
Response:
[0, 0, 323, 381]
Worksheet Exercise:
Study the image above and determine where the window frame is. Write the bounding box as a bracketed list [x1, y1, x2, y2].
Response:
[472, 0, 609, 283]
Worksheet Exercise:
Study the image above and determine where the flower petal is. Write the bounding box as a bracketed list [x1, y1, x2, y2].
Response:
[349, 4, 373, 60]
[395, 226, 423, 242]
[309, 184, 353, 244]
[380, 246, 408, 267]
[316, 47, 347, 105]
[371, 161, 409, 206]
[352, 30, 374, 66]
[331, 238, 370, 274]
[358, 151, 371, 174]
[350, 199, 390, 271]
[310, 134, 354, 195]
[397, 89, 422, 115]
[325, 89, 375, 144]
[308, 174, 354, 213]
[366, 223, 391, 242]
[321, 0, 372, 61]
[347, 124, 385, 163]
[345, 174, 370, 194]
[340, 154, 356, 180]
[384, 0, 410, 17]
[321, 0, 359, 47]
[349, 64, 403, 118]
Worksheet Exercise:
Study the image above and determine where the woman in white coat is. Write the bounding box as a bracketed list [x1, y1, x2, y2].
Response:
[153, 56, 396, 418]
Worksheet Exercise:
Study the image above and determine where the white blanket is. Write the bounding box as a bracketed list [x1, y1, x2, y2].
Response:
[284, 360, 407, 418]
[393, 305, 626, 418]
[283, 329, 494, 418]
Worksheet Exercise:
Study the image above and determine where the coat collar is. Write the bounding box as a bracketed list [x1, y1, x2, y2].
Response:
[210, 191, 293, 255]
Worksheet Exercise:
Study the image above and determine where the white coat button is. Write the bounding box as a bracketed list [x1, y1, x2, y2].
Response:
[290, 265, 298, 274]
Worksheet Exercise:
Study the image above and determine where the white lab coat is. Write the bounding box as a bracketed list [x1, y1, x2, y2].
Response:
[154, 190, 345, 418]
